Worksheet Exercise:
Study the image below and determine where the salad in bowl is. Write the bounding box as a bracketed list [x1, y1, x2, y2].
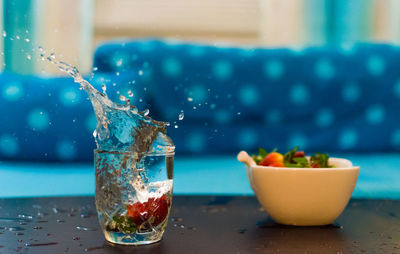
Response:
[238, 146, 359, 226]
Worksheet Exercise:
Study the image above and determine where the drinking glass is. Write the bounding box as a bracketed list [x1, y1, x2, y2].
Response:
[94, 150, 174, 245]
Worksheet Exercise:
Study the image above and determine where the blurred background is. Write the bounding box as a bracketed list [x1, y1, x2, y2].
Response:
[2, 0, 400, 75]
[1, 0, 400, 197]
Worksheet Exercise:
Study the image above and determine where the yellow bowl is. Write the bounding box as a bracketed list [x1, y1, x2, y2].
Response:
[244, 156, 359, 226]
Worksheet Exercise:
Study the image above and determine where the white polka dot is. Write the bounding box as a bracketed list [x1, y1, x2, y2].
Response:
[239, 48, 256, 58]
[188, 46, 205, 57]
[289, 83, 309, 105]
[186, 131, 206, 152]
[3, 81, 23, 101]
[56, 140, 77, 160]
[238, 84, 259, 106]
[315, 58, 335, 80]
[111, 52, 129, 70]
[28, 108, 49, 131]
[161, 57, 182, 78]
[342, 82, 360, 102]
[0, 134, 19, 156]
[138, 42, 155, 52]
[287, 133, 308, 150]
[85, 114, 97, 133]
[237, 129, 257, 149]
[60, 88, 80, 106]
[215, 109, 231, 124]
[264, 59, 284, 80]
[365, 104, 385, 124]
[391, 129, 400, 148]
[264, 109, 282, 125]
[393, 80, 400, 99]
[367, 55, 385, 76]
[315, 108, 334, 128]
[212, 60, 233, 81]
[189, 84, 208, 103]
[340, 43, 356, 55]
[338, 128, 358, 150]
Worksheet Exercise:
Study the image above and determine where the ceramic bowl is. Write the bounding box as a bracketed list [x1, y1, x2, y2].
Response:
[238, 152, 359, 226]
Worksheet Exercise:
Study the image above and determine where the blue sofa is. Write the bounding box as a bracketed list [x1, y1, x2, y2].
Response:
[0, 39, 399, 198]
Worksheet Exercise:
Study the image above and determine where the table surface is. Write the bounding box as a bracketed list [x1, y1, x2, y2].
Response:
[0, 196, 399, 254]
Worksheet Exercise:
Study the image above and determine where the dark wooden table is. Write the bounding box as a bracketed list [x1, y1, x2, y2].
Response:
[0, 196, 399, 254]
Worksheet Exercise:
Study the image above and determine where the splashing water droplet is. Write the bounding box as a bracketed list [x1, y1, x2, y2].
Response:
[92, 67, 98, 71]
[2, 31, 6, 37]
[138, 70, 143, 76]
[50, 52, 56, 59]
[38, 46, 44, 52]
[144, 109, 150, 116]
[15, 35, 20, 40]
[101, 84, 106, 94]
[128, 90, 134, 97]
[26, 54, 31, 60]
[178, 112, 184, 120]
[119, 95, 126, 102]
[187, 97, 193, 102]
[25, 38, 30, 42]
[116, 72, 120, 76]
[174, 125, 178, 129]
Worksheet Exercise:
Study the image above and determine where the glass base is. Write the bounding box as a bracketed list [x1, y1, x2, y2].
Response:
[103, 229, 164, 246]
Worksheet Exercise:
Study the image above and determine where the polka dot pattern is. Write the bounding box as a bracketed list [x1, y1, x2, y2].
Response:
[342, 82, 360, 102]
[186, 131, 206, 152]
[161, 57, 182, 78]
[287, 133, 308, 150]
[237, 129, 257, 149]
[339, 129, 358, 150]
[56, 139, 77, 160]
[3, 81, 23, 101]
[315, 58, 335, 80]
[28, 108, 49, 131]
[367, 55, 385, 76]
[212, 60, 233, 81]
[60, 88, 80, 106]
[264, 60, 284, 80]
[0, 134, 19, 156]
[238, 84, 259, 106]
[2, 40, 400, 162]
[289, 83, 309, 105]
[315, 108, 334, 128]
[365, 104, 385, 125]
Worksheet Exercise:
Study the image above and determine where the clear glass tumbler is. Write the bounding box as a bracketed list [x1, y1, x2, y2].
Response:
[94, 150, 174, 245]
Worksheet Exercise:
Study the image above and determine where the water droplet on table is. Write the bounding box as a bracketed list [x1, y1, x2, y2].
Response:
[9, 227, 24, 232]
[33, 226, 42, 230]
[85, 246, 105, 252]
[15, 232, 24, 236]
[237, 228, 247, 234]
[25, 242, 58, 247]
[57, 219, 65, 223]
[72, 236, 80, 240]
[76, 226, 97, 231]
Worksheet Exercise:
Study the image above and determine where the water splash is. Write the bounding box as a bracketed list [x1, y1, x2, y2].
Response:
[43, 51, 174, 156]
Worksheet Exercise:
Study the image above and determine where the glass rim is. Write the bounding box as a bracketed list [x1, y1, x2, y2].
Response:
[94, 149, 175, 156]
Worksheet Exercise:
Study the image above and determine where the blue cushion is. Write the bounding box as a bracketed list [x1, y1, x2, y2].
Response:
[0, 72, 149, 161]
[94, 40, 400, 155]
[3, 39, 400, 162]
